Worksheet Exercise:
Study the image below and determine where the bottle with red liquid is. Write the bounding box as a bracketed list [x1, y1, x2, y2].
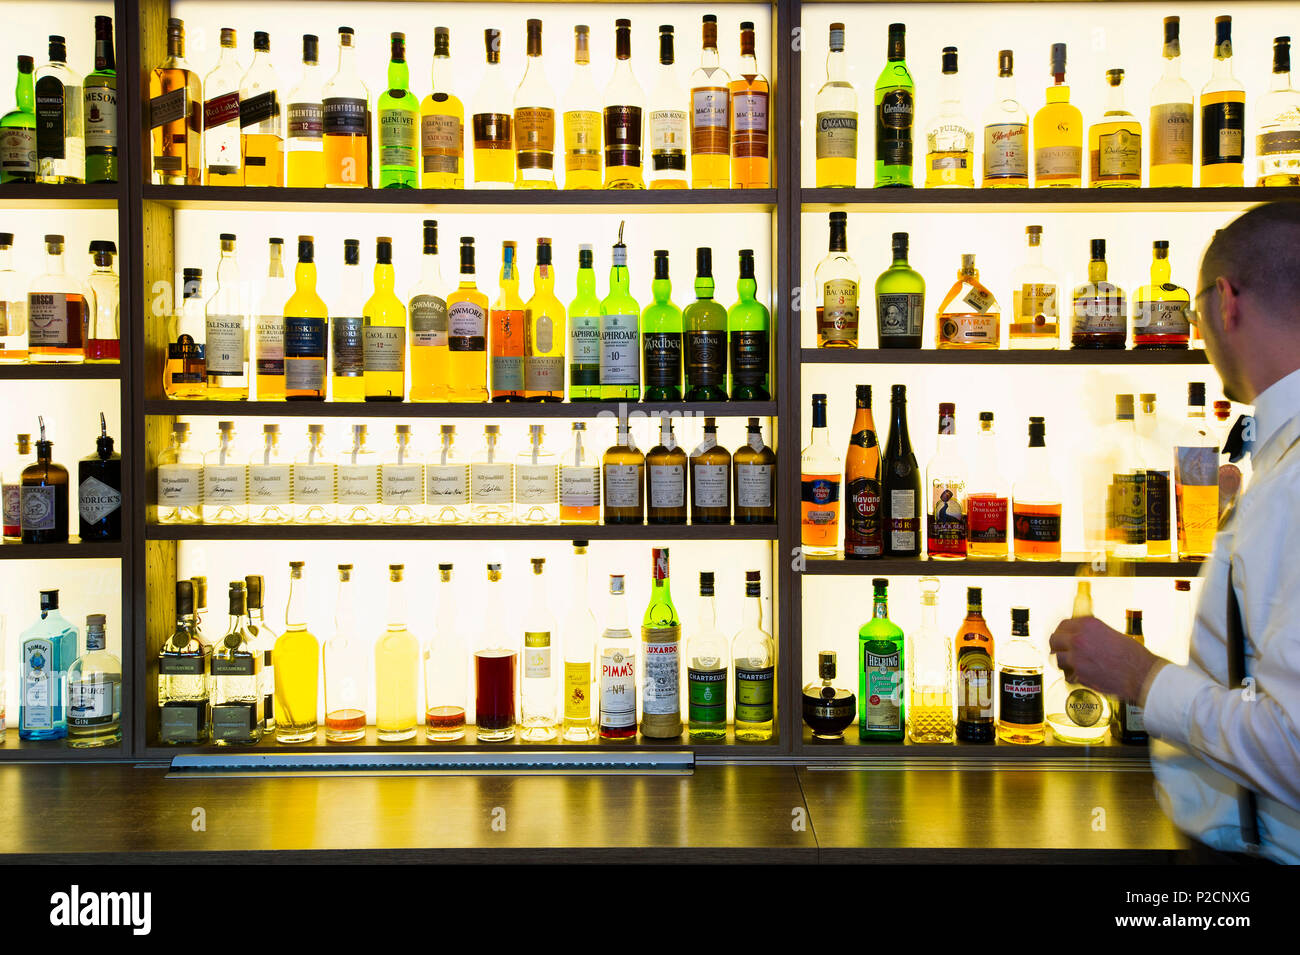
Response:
[598, 573, 637, 739]
[85, 240, 120, 362]
[475, 562, 517, 741]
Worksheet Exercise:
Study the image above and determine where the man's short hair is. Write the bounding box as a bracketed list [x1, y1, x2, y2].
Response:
[1202, 202, 1300, 312]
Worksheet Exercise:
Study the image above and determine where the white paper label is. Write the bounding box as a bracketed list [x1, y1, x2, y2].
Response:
[603, 464, 641, 508]
[641, 631, 680, 715]
[890, 489, 916, 549]
[470, 463, 513, 504]
[250, 464, 291, 504]
[736, 464, 773, 508]
[600, 314, 639, 384]
[69, 681, 111, 719]
[78, 475, 121, 524]
[292, 463, 334, 504]
[524, 632, 552, 679]
[516, 464, 558, 504]
[381, 464, 424, 504]
[560, 466, 599, 508]
[337, 464, 378, 504]
[599, 648, 636, 727]
[648, 464, 685, 508]
[692, 463, 729, 508]
[158, 465, 201, 506]
[205, 315, 246, 374]
[426, 464, 468, 504]
[203, 464, 247, 504]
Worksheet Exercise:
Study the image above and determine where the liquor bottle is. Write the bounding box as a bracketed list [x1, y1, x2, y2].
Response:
[426, 562, 468, 740]
[158, 579, 209, 744]
[1175, 382, 1217, 560]
[1150, 17, 1194, 188]
[816, 212, 859, 348]
[516, 424, 558, 524]
[201, 420, 246, 525]
[639, 548, 681, 739]
[1200, 16, 1245, 188]
[420, 27, 464, 189]
[83, 16, 116, 184]
[562, 25, 601, 189]
[730, 21, 770, 189]
[292, 423, 334, 524]
[331, 239, 366, 400]
[35, 35, 84, 184]
[273, 563, 318, 742]
[250, 425, 292, 524]
[1044, 580, 1111, 743]
[802, 651, 856, 740]
[924, 46, 974, 187]
[21, 417, 68, 544]
[254, 238, 287, 399]
[859, 578, 905, 741]
[521, 557, 558, 740]
[926, 403, 967, 558]
[658, 21, 703, 181]
[85, 241, 119, 361]
[337, 424, 379, 524]
[599, 223, 640, 400]
[375, 564, 418, 741]
[982, 50, 1028, 188]
[77, 413, 121, 542]
[1133, 241, 1190, 349]
[800, 393, 841, 556]
[683, 247, 728, 401]
[997, 607, 1044, 744]
[728, 249, 770, 400]
[27, 234, 89, 363]
[513, 19, 556, 189]
[378, 33, 418, 189]
[211, 581, 262, 745]
[1033, 43, 1082, 187]
[1070, 239, 1126, 349]
[874, 23, 913, 188]
[907, 577, 953, 743]
[559, 423, 600, 524]
[323, 563, 366, 741]
[844, 385, 882, 558]
[935, 253, 999, 349]
[562, 542, 598, 741]
[1257, 37, 1300, 186]
[475, 563, 517, 741]
[203, 28, 243, 185]
[1089, 68, 1141, 187]
[155, 422, 202, 524]
[524, 237, 565, 400]
[602, 416, 645, 524]
[733, 570, 775, 742]
[148, 18, 201, 186]
[322, 27, 369, 188]
[408, 220, 449, 401]
[599, 574, 636, 739]
[687, 570, 730, 741]
[283, 236, 328, 401]
[954, 586, 994, 742]
[473, 28, 514, 187]
[470, 424, 513, 523]
[204, 234, 248, 400]
[641, 249, 683, 401]
[1009, 225, 1059, 348]
[734, 417, 776, 524]
[967, 412, 1009, 557]
[690, 417, 731, 524]
[603, 19, 645, 189]
[1113, 610, 1149, 743]
[568, 244, 601, 399]
[426, 424, 468, 524]
[1012, 416, 1062, 560]
[3, 434, 30, 541]
[244, 574, 275, 732]
[67, 613, 120, 748]
[488, 241, 525, 401]
[1, 56, 37, 184]
[815, 22, 858, 189]
[0, 234, 24, 361]
[646, 416, 687, 525]
[285, 35, 324, 188]
[690, 16, 731, 189]
[191, 575, 209, 640]
[874, 232, 923, 350]
[19, 591, 74, 740]
[883, 384, 921, 558]
[1138, 393, 1172, 558]
[239, 32, 283, 187]
[446, 237, 489, 402]
[362, 237, 406, 401]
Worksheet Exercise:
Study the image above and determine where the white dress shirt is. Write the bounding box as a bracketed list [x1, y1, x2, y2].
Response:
[1145, 366, 1300, 864]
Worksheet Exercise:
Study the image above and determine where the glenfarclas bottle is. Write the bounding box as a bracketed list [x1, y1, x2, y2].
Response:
[844, 384, 882, 558]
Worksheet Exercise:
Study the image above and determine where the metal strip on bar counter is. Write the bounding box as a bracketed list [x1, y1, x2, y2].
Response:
[168, 750, 696, 777]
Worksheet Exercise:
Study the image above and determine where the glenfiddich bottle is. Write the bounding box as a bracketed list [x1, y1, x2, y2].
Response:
[844, 384, 883, 558]
[874, 23, 914, 187]
[78, 412, 121, 542]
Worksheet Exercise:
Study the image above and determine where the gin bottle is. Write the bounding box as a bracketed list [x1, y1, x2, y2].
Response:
[67, 613, 121, 748]
[520, 557, 558, 740]
[19, 589, 74, 740]
[470, 424, 514, 523]
[158, 579, 210, 744]
[515, 424, 558, 524]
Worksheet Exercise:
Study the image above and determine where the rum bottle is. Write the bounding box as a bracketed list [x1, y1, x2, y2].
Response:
[1070, 239, 1126, 349]
[800, 393, 841, 556]
[935, 253, 999, 349]
[844, 385, 882, 558]
[954, 586, 994, 743]
[1132, 241, 1190, 349]
[816, 211, 859, 348]
[966, 412, 1009, 557]
[875, 232, 924, 349]
[1008, 226, 1059, 348]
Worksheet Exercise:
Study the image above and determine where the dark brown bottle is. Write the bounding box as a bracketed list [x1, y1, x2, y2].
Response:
[1114, 610, 1150, 744]
[689, 416, 732, 524]
[21, 416, 69, 543]
[602, 419, 645, 525]
[646, 415, 687, 524]
[882, 384, 921, 556]
[802, 650, 856, 740]
[78, 412, 122, 541]
[733, 417, 776, 524]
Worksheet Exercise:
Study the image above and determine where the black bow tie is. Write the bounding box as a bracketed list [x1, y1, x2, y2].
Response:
[1222, 414, 1253, 463]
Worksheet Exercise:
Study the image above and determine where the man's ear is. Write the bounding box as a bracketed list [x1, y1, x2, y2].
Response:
[1216, 276, 1241, 332]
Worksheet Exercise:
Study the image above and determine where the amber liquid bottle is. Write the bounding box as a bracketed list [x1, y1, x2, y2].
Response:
[602, 420, 645, 524]
[844, 384, 883, 558]
[20, 417, 69, 544]
[689, 416, 731, 525]
[954, 586, 995, 742]
[645, 416, 687, 525]
[733, 416, 776, 524]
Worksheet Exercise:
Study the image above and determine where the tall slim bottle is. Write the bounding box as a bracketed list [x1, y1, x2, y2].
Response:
[686, 571, 728, 741]
[148, 18, 202, 185]
[882, 384, 920, 557]
[562, 541, 598, 741]
[524, 237, 566, 401]
[254, 238, 287, 399]
[490, 241, 525, 402]
[420, 27, 464, 188]
[907, 577, 953, 742]
[332, 239, 365, 401]
[730, 21, 770, 189]
[239, 32, 284, 187]
[283, 236, 328, 401]
[362, 237, 406, 401]
[859, 578, 905, 741]
[323, 564, 367, 741]
[800, 393, 841, 556]
[562, 25, 601, 188]
[874, 23, 914, 188]
[729, 249, 771, 400]
[275, 561, 319, 742]
[82, 16, 117, 184]
[245, 574, 275, 732]
[375, 564, 418, 741]
[967, 412, 1009, 557]
[982, 50, 1028, 188]
[520, 557, 558, 740]
[513, 19, 556, 189]
[598, 574, 636, 739]
[322, 27, 369, 188]
[1012, 416, 1062, 561]
[815, 23, 857, 188]
[1200, 16, 1245, 187]
[925, 402, 967, 558]
[446, 237, 489, 402]
[19, 590, 74, 740]
[1, 56, 37, 184]
[1174, 382, 1217, 560]
[1149, 17, 1194, 188]
[844, 384, 882, 558]
[640, 548, 681, 739]
[732, 570, 775, 742]
[641, 249, 683, 401]
[204, 234, 248, 400]
[475, 563, 517, 741]
[472, 28, 514, 188]
[35, 35, 84, 184]
[377, 33, 417, 189]
[954, 586, 994, 743]
[408, 220, 449, 401]
[285, 34, 324, 188]
[648, 25, 688, 190]
[425, 563, 467, 740]
[1113, 610, 1149, 743]
[603, 20, 645, 189]
[568, 244, 602, 399]
[599, 223, 639, 401]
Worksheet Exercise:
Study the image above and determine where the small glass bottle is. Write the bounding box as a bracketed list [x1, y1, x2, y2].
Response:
[475, 563, 517, 741]
[686, 571, 728, 741]
[380, 424, 423, 524]
[85, 241, 119, 362]
[997, 607, 1044, 744]
[470, 424, 514, 524]
[520, 557, 558, 741]
[426, 424, 468, 524]
[211, 581, 262, 745]
[275, 561, 319, 743]
[201, 420, 246, 525]
[516, 424, 559, 524]
[598, 574, 636, 740]
[907, 577, 954, 744]
[158, 579, 210, 745]
[19, 590, 74, 740]
[375, 564, 419, 742]
[1009, 226, 1059, 348]
[732, 570, 775, 742]
[562, 542, 598, 741]
[337, 424, 379, 524]
[20, 417, 69, 544]
[3, 433, 31, 541]
[249, 424, 292, 525]
[802, 651, 856, 741]
[27, 234, 90, 363]
[425, 563, 467, 741]
[323, 563, 367, 742]
[204, 233, 248, 400]
[292, 423, 335, 524]
[1046, 581, 1112, 743]
[559, 422, 600, 525]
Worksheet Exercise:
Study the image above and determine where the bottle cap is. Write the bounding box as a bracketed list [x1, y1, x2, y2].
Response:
[1188, 381, 1206, 406]
[699, 571, 715, 596]
[1115, 393, 1135, 419]
[817, 650, 838, 680]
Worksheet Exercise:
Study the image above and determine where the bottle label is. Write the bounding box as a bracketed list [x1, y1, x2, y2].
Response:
[149, 88, 188, 129]
[284, 355, 325, 391]
[648, 463, 685, 508]
[731, 91, 769, 158]
[569, 317, 600, 380]
[888, 488, 916, 550]
[735, 665, 774, 723]
[69, 681, 114, 725]
[203, 90, 240, 130]
[560, 466, 599, 508]
[205, 315, 245, 374]
[1133, 299, 1190, 337]
[801, 477, 840, 525]
[964, 286, 996, 314]
[600, 314, 639, 384]
[688, 667, 727, 724]
[692, 463, 729, 508]
[1011, 284, 1058, 338]
[337, 464, 378, 504]
[410, 294, 449, 347]
[284, 316, 325, 363]
[323, 97, 368, 136]
[514, 107, 555, 170]
[0, 127, 36, 175]
[491, 353, 524, 392]
[379, 108, 417, 167]
[525, 355, 564, 393]
[1111, 472, 1147, 545]
[211, 654, 257, 678]
[516, 464, 558, 504]
[3, 482, 22, 528]
[524, 631, 551, 679]
[1259, 129, 1300, 158]
[691, 88, 729, 155]
[448, 301, 487, 351]
[203, 464, 246, 505]
[937, 311, 999, 346]
[927, 480, 967, 554]
[983, 123, 1027, 178]
[332, 317, 364, 377]
[1013, 508, 1061, 543]
[470, 463, 512, 504]
[1035, 144, 1081, 178]
[27, 293, 75, 346]
[642, 331, 682, 388]
[157, 465, 201, 506]
[426, 464, 468, 505]
[158, 653, 205, 676]
[292, 463, 334, 504]
[564, 660, 592, 721]
[999, 672, 1043, 726]
[250, 464, 291, 505]
[875, 89, 913, 167]
[1145, 469, 1171, 543]
[255, 316, 284, 375]
[820, 279, 858, 343]
[736, 464, 773, 509]
[563, 110, 602, 172]
[1094, 128, 1141, 180]
[472, 111, 512, 150]
[603, 105, 642, 169]
[22, 638, 55, 728]
[83, 86, 117, 150]
[649, 109, 687, 171]
[685, 330, 726, 387]
[288, 102, 324, 140]
[862, 647, 901, 731]
[816, 110, 858, 159]
[641, 627, 680, 716]
[1150, 103, 1193, 166]
[363, 326, 405, 373]
[239, 91, 279, 129]
[599, 648, 636, 727]
[1123, 700, 1146, 732]
[730, 329, 768, 386]
[421, 114, 462, 173]
[33, 77, 68, 161]
[967, 494, 1008, 544]
[1071, 290, 1127, 336]
[603, 464, 641, 508]
[20, 485, 56, 531]
[957, 648, 994, 723]
[844, 472, 881, 556]
[1201, 99, 1245, 165]
[877, 292, 923, 341]
[381, 464, 423, 505]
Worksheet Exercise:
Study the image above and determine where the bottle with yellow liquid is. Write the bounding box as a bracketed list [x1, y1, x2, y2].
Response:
[1033, 43, 1082, 187]
[274, 561, 319, 743]
[1044, 581, 1112, 743]
[472, 28, 514, 188]
[362, 237, 406, 401]
[561, 26, 601, 189]
[375, 564, 419, 742]
[513, 19, 556, 189]
[420, 27, 463, 188]
[238, 32, 284, 187]
[689, 16, 731, 189]
[408, 219, 448, 401]
[445, 237, 489, 401]
[321, 27, 369, 188]
[285, 34, 324, 188]
[254, 238, 288, 400]
[603, 20, 645, 189]
[524, 238, 565, 401]
[282, 236, 328, 401]
[1200, 16, 1245, 187]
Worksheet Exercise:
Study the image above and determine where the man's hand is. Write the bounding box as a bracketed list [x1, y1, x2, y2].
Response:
[1049, 615, 1164, 703]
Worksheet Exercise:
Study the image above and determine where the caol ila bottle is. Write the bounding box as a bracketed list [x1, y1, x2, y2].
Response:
[882, 384, 920, 557]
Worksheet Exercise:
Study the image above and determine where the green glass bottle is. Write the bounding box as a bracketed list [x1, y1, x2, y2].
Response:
[683, 246, 728, 402]
[874, 22, 914, 188]
[0, 55, 37, 184]
[83, 16, 117, 184]
[599, 221, 639, 401]
[728, 248, 770, 401]
[378, 32, 418, 189]
[640, 547, 682, 739]
[641, 249, 682, 401]
[859, 577, 905, 741]
[567, 243, 601, 400]
[875, 231, 925, 348]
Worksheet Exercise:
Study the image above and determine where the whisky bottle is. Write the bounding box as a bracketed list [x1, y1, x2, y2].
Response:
[204, 234, 248, 400]
[362, 237, 406, 401]
[332, 239, 365, 401]
[203, 28, 243, 185]
[274, 562, 318, 743]
[514, 19, 556, 189]
[524, 237, 566, 401]
[378, 33, 418, 189]
[815, 22, 857, 188]
[78, 413, 121, 542]
[470, 424, 514, 523]
[380, 424, 423, 524]
[20, 417, 68, 544]
[322, 27, 369, 188]
[1200, 16, 1245, 187]
[874, 232, 923, 349]
[156, 422, 202, 524]
[211, 581, 262, 745]
[599, 222, 640, 400]
[283, 237, 328, 401]
[323, 564, 366, 741]
[337, 424, 379, 524]
[426, 562, 468, 741]
[285, 34, 324, 188]
[473, 28, 514, 187]
[603, 20, 645, 189]
[641, 249, 683, 401]
[936, 253, 999, 349]
[201, 420, 247, 525]
[802, 651, 856, 740]
[148, 18, 201, 186]
[35, 35, 84, 184]
[567, 244, 602, 398]
[800, 393, 841, 556]
[997, 607, 1044, 744]
[292, 423, 335, 523]
[733, 416, 776, 524]
[683, 247, 729, 401]
[562, 542, 598, 741]
[420, 27, 464, 189]
[1088, 68, 1141, 187]
[1, 57, 37, 184]
[245, 574, 275, 733]
[954, 586, 994, 743]
[1044, 581, 1111, 743]
[19, 591, 74, 740]
[603, 417, 645, 524]
[1113, 609, 1149, 744]
[1257, 37, 1300, 186]
[924, 46, 974, 188]
[925, 403, 967, 558]
[982, 50, 1028, 188]
[966, 412, 1009, 557]
[882, 385, 921, 557]
[648, 25, 687, 190]
[426, 424, 468, 524]
[159, 579, 209, 744]
[859, 578, 905, 741]
[1011, 416, 1062, 561]
[730, 21, 770, 189]
[1138, 394, 1172, 558]
[646, 415, 687, 525]
[85, 241, 120, 361]
[67, 613, 121, 748]
[408, 220, 449, 401]
[27, 234, 89, 363]
[816, 211, 859, 348]
[562, 25, 601, 189]
[687, 571, 728, 741]
[728, 249, 770, 400]
[521, 557, 559, 741]
[82, 16, 116, 184]
[1133, 241, 1190, 349]
[599, 574, 636, 740]
[475, 563, 517, 741]
[239, 32, 284, 187]
[3, 433, 31, 540]
[254, 238, 288, 399]
[559, 423, 600, 525]
[516, 424, 559, 524]
[1070, 239, 1126, 349]
[874, 23, 914, 188]
[445, 237, 489, 402]
[1008, 226, 1059, 348]
[689, 417, 731, 525]
[690, 16, 730, 188]
[907, 577, 953, 743]
[0, 234, 26, 361]
[733, 570, 775, 742]
[640, 548, 681, 739]
[1149, 17, 1194, 188]
[489, 241, 525, 402]
[1174, 382, 1217, 560]
[249, 424, 292, 525]
[1033, 43, 1082, 187]
[375, 564, 419, 741]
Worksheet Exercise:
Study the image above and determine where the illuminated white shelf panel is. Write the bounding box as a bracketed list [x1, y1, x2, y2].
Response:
[801, 348, 1209, 365]
[144, 400, 777, 418]
[147, 523, 778, 541]
[802, 555, 1202, 577]
[802, 187, 1300, 213]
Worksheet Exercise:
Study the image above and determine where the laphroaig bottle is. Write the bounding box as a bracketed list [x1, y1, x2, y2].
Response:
[954, 586, 994, 743]
[67, 613, 121, 747]
[598, 574, 636, 740]
[883, 384, 921, 557]
[275, 562, 319, 743]
[815, 23, 858, 188]
[907, 577, 953, 743]
[732, 570, 775, 742]
[686, 571, 728, 741]
[873, 23, 913, 188]
[640, 547, 681, 739]
[859, 578, 904, 741]
[562, 542, 598, 741]
[19, 590, 74, 740]
[844, 384, 882, 558]
[520, 557, 558, 741]
[875, 232, 924, 349]
[598, 222, 639, 401]
[567, 244, 601, 399]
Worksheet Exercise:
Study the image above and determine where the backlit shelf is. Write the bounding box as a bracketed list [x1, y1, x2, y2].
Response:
[145, 399, 777, 418]
[800, 554, 1202, 578]
[146, 523, 778, 542]
[800, 348, 1208, 365]
[802, 185, 1300, 213]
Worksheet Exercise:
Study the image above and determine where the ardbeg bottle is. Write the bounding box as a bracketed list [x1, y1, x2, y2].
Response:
[641, 249, 682, 401]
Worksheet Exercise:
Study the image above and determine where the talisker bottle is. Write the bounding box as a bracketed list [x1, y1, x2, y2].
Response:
[844, 384, 882, 558]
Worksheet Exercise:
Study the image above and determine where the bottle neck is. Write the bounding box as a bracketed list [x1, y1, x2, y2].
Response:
[920, 598, 936, 632]
[694, 273, 714, 300]
[285, 574, 305, 630]
[534, 262, 554, 296]
[420, 248, 443, 286]
[44, 248, 66, 276]
[374, 261, 394, 294]
[1105, 81, 1127, 113]
[994, 72, 1018, 103]
[743, 590, 761, 629]
[335, 578, 353, 633]
[267, 249, 284, 279]
[1151, 253, 1171, 286]
[873, 594, 888, 620]
[1024, 239, 1043, 267]
[605, 589, 628, 631]
[737, 275, 756, 302]
[651, 276, 671, 304]
[698, 593, 717, 630]
[938, 71, 961, 110]
[388, 53, 409, 93]
[15, 70, 33, 112]
[295, 260, 317, 292]
[1088, 259, 1108, 283]
[826, 48, 847, 82]
[432, 52, 452, 92]
[387, 578, 406, 629]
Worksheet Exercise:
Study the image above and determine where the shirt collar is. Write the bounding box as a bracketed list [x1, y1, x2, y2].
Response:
[1250, 366, 1300, 468]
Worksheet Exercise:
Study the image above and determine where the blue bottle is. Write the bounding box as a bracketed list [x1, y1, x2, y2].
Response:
[19, 589, 76, 741]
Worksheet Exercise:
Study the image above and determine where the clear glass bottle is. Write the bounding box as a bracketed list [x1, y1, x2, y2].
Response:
[524, 238, 565, 401]
[907, 577, 953, 744]
[516, 424, 558, 524]
[472, 28, 514, 188]
[598, 574, 636, 740]
[244, 574, 275, 734]
[378, 33, 418, 189]
[1133, 240, 1190, 349]
[513, 19, 556, 189]
[18, 590, 74, 740]
[1200, 16, 1245, 188]
[1088, 69, 1142, 187]
[1256, 36, 1300, 187]
[275, 561, 319, 743]
[732, 570, 775, 742]
[380, 424, 423, 524]
[1149, 17, 1194, 188]
[967, 412, 1009, 558]
[924, 47, 974, 188]
[1070, 239, 1127, 349]
[1045, 581, 1112, 743]
[520, 557, 558, 740]
[211, 581, 262, 745]
[562, 541, 598, 741]
[156, 422, 203, 524]
[815, 22, 858, 188]
[285, 34, 324, 188]
[470, 424, 514, 523]
[426, 424, 468, 524]
[324, 563, 366, 741]
[292, 423, 335, 524]
[559, 423, 600, 525]
[203, 27, 244, 185]
[205, 233, 248, 400]
[997, 607, 1044, 744]
[1138, 393, 1173, 558]
[34, 35, 84, 184]
[689, 16, 731, 189]
[239, 31, 284, 188]
[165, 268, 205, 398]
[158, 579, 209, 744]
[337, 424, 379, 524]
[816, 212, 860, 348]
[0, 233, 26, 361]
[1008, 226, 1059, 348]
[925, 402, 968, 559]
[85, 241, 119, 362]
[420, 27, 464, 189]
[249, 424, 292, 524]
[685, 571, 728, 741]
[647, 25, 688, 190]
[982, 50, 1028, 188]
[27, 233, 90, 363]
[375, 564, 419, 742]
[475, 563, 517, 741]
[425, 563, 467, 741]
[1175, 381, 1217, 560]
[321, 27, 369, 188]
[202, 420, 247, 525]
[561, 25, 601, 189]
[1011, 416, 1062, 561]
[935, 253, 999, 349]
[603, 19, 645, 189]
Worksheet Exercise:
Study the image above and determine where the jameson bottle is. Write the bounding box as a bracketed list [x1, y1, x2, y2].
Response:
[640, 547, 681, 739]
[844, 384, 883, 558]
[882, 384, 920, 557]
[874, 23, 914, 187]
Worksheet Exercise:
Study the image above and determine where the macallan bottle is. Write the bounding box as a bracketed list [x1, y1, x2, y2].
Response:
[733, 417, 776, 524]
[689, 16, 730, 188]
[20, 416, 68, 544]
[729, 21, 770, 189]
[844, 384, 882, 558]
[954, 586, 994, 743]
